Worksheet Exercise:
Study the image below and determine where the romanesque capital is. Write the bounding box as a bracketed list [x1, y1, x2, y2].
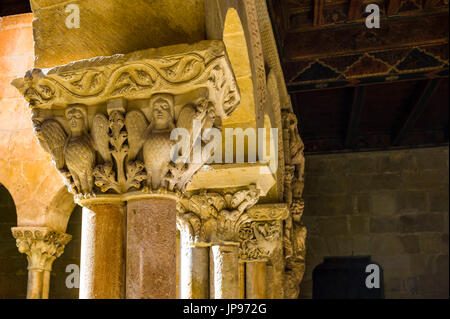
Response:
[177, 187, 290, 262]
[11, 40, 241, 204]
[11, 227, 72, 271]
[177, 186, 261, 244]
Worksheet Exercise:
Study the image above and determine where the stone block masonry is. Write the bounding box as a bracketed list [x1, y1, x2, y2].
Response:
[300, 146, 449, 299]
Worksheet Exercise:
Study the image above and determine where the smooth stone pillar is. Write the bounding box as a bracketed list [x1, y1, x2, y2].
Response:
[26, 269, 44, 299]
[211, 244, 239, 299]
[42, 270, 51, 299]
[80, 204, 126, 299]
[180, 245, 209, 298]
[126, 198, 177, 299]
[239, 262, 245, 299]
[245, 261, 267, 299]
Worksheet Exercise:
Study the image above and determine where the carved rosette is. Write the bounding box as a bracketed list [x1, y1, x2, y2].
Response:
[12, 41, 241, 202]
[11, 227, 72, 271]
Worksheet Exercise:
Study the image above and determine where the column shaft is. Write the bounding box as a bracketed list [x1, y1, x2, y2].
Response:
[126, 198, 177, 299]
[80, 204, 126, 299]
[211, 244, 239, 299]
[26, 269, 44, 299]
[180, 245, 209, 298]
[245, 261, 267, 299]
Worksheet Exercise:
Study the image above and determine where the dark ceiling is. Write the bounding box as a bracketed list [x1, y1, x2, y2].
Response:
[0, 0, 30, 17]
[268, 0, 449, 154]
[1, 0, 448, 154]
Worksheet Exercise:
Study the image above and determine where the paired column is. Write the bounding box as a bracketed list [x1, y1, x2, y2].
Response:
[79, 204, 126, 299]
[177, 187, 273, 299]
[126, 198, 177, 299]
[11, 227, 71, 299]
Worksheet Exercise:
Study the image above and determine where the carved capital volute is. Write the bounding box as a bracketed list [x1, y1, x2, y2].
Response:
[11, 227, 72, 271]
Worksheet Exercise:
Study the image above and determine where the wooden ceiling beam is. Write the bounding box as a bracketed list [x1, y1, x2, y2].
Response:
[392, 78, 442, 145]
[313, 0, 324, 26]
[345, 86, 366, 148]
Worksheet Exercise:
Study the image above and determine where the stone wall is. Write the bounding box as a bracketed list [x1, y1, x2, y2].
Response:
[299, 146, 449, 299]
[1, 13, 73, 232]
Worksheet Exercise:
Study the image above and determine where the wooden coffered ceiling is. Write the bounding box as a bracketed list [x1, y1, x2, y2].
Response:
[268, 0, 449, 153]
[1, 1, 448, 154]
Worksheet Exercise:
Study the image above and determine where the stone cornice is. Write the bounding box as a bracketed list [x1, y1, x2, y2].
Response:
[12, 40, 240, 119]
[11, 227, 72, 271]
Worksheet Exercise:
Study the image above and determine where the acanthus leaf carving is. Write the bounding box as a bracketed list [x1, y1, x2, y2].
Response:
[11, 227, 72, 271]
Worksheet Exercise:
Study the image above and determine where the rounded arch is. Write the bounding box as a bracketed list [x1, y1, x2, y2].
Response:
[45, 186, 77, 233]
[222, 7, 258, 130]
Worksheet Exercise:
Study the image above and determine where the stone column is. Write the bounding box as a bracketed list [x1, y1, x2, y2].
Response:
[245, 261, 267, 299]
[179, 245, 210, 298]
[211, 244, 240, 299]
[11, 227, 71, 299]
[80, 204, 126, 299]
[126, 198, 177, 299]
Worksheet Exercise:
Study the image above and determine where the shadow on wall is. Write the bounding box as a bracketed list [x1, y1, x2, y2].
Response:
[0, 184, 27, 298]
[49, 205, 82, 299]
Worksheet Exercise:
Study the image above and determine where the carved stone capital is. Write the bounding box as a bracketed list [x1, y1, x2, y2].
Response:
[12, 41, 241, 203]
[11, 227, 72, 271]
[178, 187, 291, 262]
[177, 186, 260, 244]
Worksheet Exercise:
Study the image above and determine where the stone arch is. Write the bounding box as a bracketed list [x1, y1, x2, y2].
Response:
[222, 7, 258, 130]
[0, 183, 27, 298]
[45, 186, 76, 233]
[206, 0, 267, 125]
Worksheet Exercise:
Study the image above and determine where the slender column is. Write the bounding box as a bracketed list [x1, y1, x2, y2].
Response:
[11, 227, 71, 299]
[80, 204, 126, 299]
[180, 245, 209, 298]
[239, 262, 246, 299]
[245, 261, 267, 299]
[126, 198, 177, 299]
[211, 244, 239, 299]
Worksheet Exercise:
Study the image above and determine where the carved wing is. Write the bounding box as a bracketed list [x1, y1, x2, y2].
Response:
[125, 110, 148, 160]
[91, 113, 111, 162]
[35, 119, 67, 169]
[176, 105, 197, 134]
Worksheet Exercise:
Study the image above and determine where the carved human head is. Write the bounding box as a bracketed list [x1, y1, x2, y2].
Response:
[66, 104, 88, 134]
[149, 93, 175, 130]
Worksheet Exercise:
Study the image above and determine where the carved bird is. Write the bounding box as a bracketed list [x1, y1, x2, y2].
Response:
[64, 105, 96, 194]
[65, 135, 96, 194]
[33, 119, 67, 170]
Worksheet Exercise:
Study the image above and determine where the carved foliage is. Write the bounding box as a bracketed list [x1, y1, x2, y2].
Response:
[177, 187, 261, 244]
[11, 227, 71, 271]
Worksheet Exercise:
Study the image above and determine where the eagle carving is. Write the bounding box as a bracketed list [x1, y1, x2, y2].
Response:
[126, 93, 216, 191]
[32, 104, 110, 195]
